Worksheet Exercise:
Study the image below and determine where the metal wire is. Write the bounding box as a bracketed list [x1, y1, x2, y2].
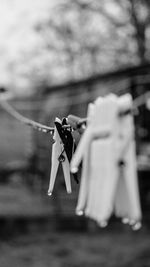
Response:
[0, 100, 54, 134]
[0, 91, 150, 133]
[0, 90, 91, 133]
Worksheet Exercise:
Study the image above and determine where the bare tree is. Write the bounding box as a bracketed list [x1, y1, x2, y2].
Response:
[34, 0, 150, 87]
[2, 0, 150, 91]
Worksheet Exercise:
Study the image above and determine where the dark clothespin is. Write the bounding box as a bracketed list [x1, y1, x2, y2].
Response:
[56, 117, 79, 184]
[56, 118, 74, 162]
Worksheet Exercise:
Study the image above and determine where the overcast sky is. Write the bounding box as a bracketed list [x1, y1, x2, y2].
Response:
[0, 0, 126, 95]
[0, 0, 61, 89]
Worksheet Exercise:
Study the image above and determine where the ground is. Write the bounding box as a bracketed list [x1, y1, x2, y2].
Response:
[0, 226, 150, 267]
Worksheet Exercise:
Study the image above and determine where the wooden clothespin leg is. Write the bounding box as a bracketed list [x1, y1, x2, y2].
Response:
[73, 103, 95, 215]
[114, 94, 142, 230]
[48, 118, 72, 195]
[48, 126, 60, 195]
[90, 95, 119, 226]
[123, 141, 142, 229]
[83, 100, 104, 222]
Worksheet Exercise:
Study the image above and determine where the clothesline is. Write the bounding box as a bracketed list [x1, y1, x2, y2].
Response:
[0, 100, 54, 134]
[0, 91, 150, 133]
[0, 90, 92, 133]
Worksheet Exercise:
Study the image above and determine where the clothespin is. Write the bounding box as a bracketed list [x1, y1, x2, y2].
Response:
[67, 115, 86, 134]
[61, 118, 79, 184]
[72, 93, 142, 229]
[114, 94, 142, 230]
[89, 94, 119, 226]
[74, 102, 95, 216]
[48, 117, 73, 195]
[71, 94, 119, 226]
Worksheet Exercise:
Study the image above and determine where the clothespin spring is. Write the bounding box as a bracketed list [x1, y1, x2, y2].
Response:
[58, 147, 65, 162]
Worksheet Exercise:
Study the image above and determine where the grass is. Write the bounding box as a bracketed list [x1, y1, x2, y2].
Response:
[0, 227, 150, 267]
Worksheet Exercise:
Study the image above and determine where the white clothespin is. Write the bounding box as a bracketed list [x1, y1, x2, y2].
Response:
[114, 94, 142, 230]
[84, 98, 106, 223]
[48, 117, 72, 195]
[75, 102, 96, 216]
[72, 93, 142, 229]
[71, 94, 119, 226]
[89, 94, 119, 226]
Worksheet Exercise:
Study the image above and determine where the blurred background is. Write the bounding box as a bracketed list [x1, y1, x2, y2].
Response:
[0, 0, 150, 266]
